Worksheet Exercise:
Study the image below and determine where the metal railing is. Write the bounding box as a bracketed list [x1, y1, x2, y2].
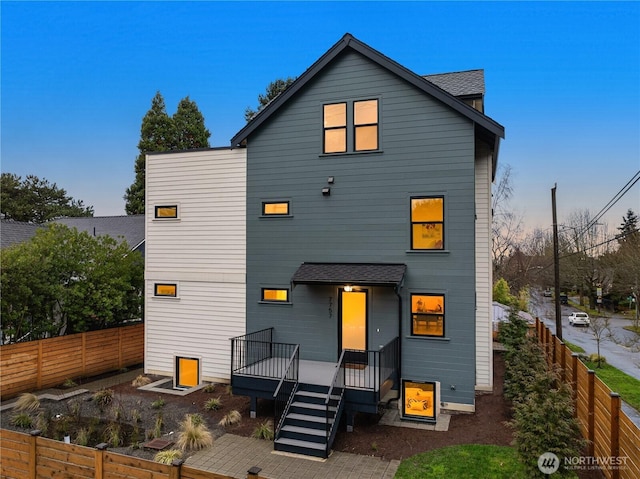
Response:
[325, 349, 346, 455]
[273, 345, 300, 440]
[231, 328, 299, 379]
[342, 336, 399, 392]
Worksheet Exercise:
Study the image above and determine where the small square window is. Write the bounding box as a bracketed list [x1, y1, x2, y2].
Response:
[154, 283, 177, 298]
[155, 205, 178, 219]
[411, 197, 444, 250]
[261, 288, 289, 302]
[411, 294, 444, 337]
[262, 202, 289, 216]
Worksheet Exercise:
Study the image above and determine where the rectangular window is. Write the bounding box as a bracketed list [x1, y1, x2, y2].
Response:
[154, 283, 177, 298]
[323, 103, 347, 153]
[262, 202, 289, 216]
[411, 294, 444, 337]
[354, 99, 378, 151]
[411, 197, 444, 250]
[261, 288, 289, 302]
[155, 205, 178, 219]
[403, 380, 436, 421]
[175, 356, 199, 389]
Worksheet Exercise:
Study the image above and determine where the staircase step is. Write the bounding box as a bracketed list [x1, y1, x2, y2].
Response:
[286, 412, 333, 428]
[274, 437, 327, 458]
[296, 390, 341, 404]
[280, 424, 327, 443]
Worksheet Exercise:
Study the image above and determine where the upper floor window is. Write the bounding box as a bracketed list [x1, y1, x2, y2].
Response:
[262, 201, 290, 216]
[155, 205, 178, 219]
[354, 100, 378, 151]
[411, 197, 444, 250]
[323, 99, 379, 154]
[323, 103, 347, 153]
[261, 288, 289, 303]
[411, 294, 444, 337]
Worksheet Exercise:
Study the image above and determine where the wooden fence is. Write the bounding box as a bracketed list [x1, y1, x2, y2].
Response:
[536, 318, 640, 479]
[0, 429, 268, 479]
[0, 323, 144, 400]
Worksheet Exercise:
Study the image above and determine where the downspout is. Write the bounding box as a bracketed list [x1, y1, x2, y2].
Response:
[394, 285, 402, 387]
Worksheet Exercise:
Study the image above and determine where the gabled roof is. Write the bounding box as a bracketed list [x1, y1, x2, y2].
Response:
[423, 69, 485, 98]
[231, 33, 504, 147]
[291, 262, 407, 288]
[54, 215, 145, 251]
[0, 220, 42, 249]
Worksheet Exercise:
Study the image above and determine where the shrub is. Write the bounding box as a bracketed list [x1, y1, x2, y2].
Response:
[204, 397, 222, 411]
[104, 423, 122, 448]
[131, 408, 142, 423]
[153, 412, 164, 438]
[151, 397, 165, 409]
[251, 420, 274, 440]
[92, 389, 114, 411]
[176, 414, 213, 451]
[493, 278, 515, 305]
[588, 353, 606, 364]
[75, 428, 89, 446]
[218, 410, 241, 427]
[10, 413, 33, 429]
[62, 378, 77, 388]
[132, 375, 152, 387]
[154, 449, 183, 464]
[13, 393, 40, 413]
[202, 384, 216, 393]
[189, 413, 204, 427]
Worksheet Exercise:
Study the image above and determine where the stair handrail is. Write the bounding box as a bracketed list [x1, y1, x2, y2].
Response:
[273, 344, 300, 440]
[325, 349, 346, 452]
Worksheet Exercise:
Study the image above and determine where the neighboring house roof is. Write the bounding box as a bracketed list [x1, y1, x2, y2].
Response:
[231, 33, 504, 149]
[0, 220, 42, 249]
[54, 215, 145, 251]
[1, 215, 145, 251]
[423, 69, 485, 98]
[291, 263, 407, 287]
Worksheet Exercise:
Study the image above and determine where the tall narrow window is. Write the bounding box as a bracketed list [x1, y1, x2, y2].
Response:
[262, 202, 289, 216]
[411, 294, 444, 337]
[354, 99, 378, 151]
[411, 197, 444, 250]
[323, 103, 347, 153]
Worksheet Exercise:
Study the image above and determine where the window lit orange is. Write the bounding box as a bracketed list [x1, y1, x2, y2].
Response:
[263, 202, 289, 215]
[155, 283, 177, 297]
[403, 380, 436, 420]
[411, 197, 444, 249]
[262, 289, 289, 302]
[323, 103, 347, 153]
[411, 294, 444, 336]
[155, 205, 178, 219]
[354, 100, 378, 151]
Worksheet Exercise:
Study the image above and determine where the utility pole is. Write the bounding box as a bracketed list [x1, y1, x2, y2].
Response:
[552, 184, 563, 341]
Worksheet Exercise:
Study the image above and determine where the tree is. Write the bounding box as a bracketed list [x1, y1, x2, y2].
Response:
[617, 208, 639, 245]
[1, 224, 144, 343]
[1, 173, 94, 223]
[172, 96, 211, 150]
[244, 77, 296, 122]
[124, 92, 210, 215]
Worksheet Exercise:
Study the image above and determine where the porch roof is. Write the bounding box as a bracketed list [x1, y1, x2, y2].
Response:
[291, 262, 406, 288]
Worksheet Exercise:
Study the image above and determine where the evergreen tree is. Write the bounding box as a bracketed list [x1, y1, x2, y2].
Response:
[124, 92, 210, 215]
[245, 77, 296, 122]
[1, 173, 93, 223]
[617, 208, 639, 245]
[173, 96, 211, 150]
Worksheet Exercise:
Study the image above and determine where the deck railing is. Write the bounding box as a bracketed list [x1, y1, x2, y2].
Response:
[342, 336, 399, 392]
[325, 349, 346, 454]
[231, 328, 298, 380]
[273, 345, 300, 440]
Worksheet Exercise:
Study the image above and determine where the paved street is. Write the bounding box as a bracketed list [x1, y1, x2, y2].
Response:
[529, 292, 640, 381]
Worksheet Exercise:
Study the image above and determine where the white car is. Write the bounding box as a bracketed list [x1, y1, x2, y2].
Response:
[568, 312, 590, 326]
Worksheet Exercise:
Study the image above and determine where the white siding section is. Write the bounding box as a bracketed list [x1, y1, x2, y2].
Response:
[145, 148, 246, 383]
[475, 152, 493, 390]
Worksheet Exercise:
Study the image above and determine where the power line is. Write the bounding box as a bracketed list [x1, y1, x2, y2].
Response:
[582, 170, 640, 234]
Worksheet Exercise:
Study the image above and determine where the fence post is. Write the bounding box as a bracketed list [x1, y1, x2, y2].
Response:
[610, 393, 621, 479]
[36, 341, 43, 389]
[551, 333, 557, 365]
[82, 333, 87, 376]
[170, 459, 184, 479]
[587, 370, 595, 457]
[95, 443, 108, 479]
[29, 430, 41, 479]
[559, 341, 566, 382]
[571, 353, 579, 417]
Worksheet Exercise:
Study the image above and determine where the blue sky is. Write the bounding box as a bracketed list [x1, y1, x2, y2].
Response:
[2, 1, 639, 233]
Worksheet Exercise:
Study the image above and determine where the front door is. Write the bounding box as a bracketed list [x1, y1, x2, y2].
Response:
[340, 289, 367, 365]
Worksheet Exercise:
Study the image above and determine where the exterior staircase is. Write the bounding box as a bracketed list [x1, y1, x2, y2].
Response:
[274, 383, 344, 458]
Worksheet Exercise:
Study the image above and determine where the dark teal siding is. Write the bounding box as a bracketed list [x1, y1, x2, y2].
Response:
[246, 50, 478, 406]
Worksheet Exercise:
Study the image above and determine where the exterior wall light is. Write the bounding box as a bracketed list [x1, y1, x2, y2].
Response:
[344, 285, 353, 292]
[322, 187, 331, 196]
